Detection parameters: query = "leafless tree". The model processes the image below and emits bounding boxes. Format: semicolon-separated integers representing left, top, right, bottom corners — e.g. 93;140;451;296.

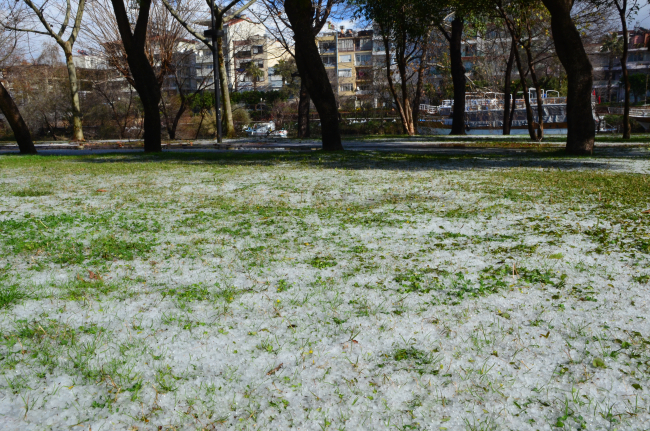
160;0;258;138
0;24;35;153
2;0;87;140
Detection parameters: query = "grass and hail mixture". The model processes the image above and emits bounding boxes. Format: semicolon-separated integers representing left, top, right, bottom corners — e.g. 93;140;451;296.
1;148;650;431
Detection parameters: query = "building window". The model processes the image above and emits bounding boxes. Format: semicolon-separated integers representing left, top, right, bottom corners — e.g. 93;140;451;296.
252;45;264;54
339;54;351;63
356;69;371;79
338;39;353;51
356;38;372;51
322;56;336;66
257;61;264;68
319;42;336;53
338;68;352;77
355;54;371;66
340;83;353;92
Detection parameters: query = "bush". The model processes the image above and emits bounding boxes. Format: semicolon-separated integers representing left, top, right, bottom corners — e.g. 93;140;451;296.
339;119;403;135
230;90;288;107
231;104;251;129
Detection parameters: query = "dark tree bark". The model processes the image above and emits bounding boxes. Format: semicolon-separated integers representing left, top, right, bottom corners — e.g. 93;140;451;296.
297;79;311;138
503;39;516;135
525;43;545;141
541;0;595;154
618;3;631;139
411;32;431;128
509;80;520;132
110;0;162;152
0;82;36;154
284;0;343;151
381;29;415;135
449;17;466;135
513;45;538;141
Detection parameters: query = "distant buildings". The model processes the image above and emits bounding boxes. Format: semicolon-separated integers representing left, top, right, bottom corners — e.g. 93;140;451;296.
65;18;650;107
316;28;384;107
591;27;650;103
195;16;288;93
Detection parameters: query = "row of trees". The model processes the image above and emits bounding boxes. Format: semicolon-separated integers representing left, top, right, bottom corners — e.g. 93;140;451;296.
0;0;645;154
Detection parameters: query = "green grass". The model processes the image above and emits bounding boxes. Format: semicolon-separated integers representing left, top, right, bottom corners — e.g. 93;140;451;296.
0;285;27;308
0;148;649;430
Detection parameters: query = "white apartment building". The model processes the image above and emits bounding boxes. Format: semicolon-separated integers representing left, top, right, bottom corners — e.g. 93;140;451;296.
195;15;288;93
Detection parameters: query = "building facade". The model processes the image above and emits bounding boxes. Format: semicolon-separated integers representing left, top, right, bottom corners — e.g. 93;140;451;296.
316;28;384;107
591;28;650;103
195;16;288;93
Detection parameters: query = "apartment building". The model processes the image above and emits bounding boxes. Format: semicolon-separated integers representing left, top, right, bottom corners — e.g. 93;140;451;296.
316;28;381;106
195;16;288;93
591;28;650;103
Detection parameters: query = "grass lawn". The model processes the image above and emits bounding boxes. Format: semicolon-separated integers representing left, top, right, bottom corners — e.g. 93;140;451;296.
1;149;650;430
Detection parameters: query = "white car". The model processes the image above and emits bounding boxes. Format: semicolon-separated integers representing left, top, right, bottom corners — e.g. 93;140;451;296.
245;121;275;136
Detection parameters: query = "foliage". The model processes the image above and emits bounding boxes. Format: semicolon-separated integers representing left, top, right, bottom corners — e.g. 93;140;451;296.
187;92;214;113
627;74;648;102
231;104;251;126
230;90;288;106
273;58;300;98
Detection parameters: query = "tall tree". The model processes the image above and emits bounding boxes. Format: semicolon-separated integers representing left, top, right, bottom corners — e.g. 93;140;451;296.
109;0;162;151
355;0;434;135
160;0;256;139
434;1;491;135
254;0;343;140
494;0;552;141
609;0;640;138
282;0;343;150
2;0;87;141
600;32;623;103
502;38;516;135
85;0;203;141
0;23;36;153
541;0;595;154
437;16;466;135
0;83;36;154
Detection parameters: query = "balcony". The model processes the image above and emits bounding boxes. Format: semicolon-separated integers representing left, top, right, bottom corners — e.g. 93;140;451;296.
355;39;373;51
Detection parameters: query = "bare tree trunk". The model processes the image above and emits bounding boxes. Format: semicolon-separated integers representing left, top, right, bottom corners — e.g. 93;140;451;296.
63;44;84;141
524;43;544;141
606;55;613;103
411;34;430;129
512;43;538;140
541;0;595;154
166;103;186;140
619;7;631;139
297;79;311;138
285;0;342;151
503;39;516;135
380;30;412;135
195;111;206;139
217;21;235;138
110;0;162;152
449;17;466;135
0;81;36;154
509;81;519;132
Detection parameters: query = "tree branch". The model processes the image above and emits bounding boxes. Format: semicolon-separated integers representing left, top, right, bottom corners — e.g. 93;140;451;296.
58;0;71;38
21;0;62;43
161;0;213;49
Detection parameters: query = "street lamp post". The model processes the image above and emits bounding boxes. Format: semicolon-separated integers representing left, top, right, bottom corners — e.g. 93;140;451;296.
206;0;224;143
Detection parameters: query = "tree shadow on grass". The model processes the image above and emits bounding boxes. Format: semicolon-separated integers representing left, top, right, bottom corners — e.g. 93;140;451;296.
1;144;648;173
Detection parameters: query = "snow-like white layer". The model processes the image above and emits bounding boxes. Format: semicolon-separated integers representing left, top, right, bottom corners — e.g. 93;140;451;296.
0;151;649;430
